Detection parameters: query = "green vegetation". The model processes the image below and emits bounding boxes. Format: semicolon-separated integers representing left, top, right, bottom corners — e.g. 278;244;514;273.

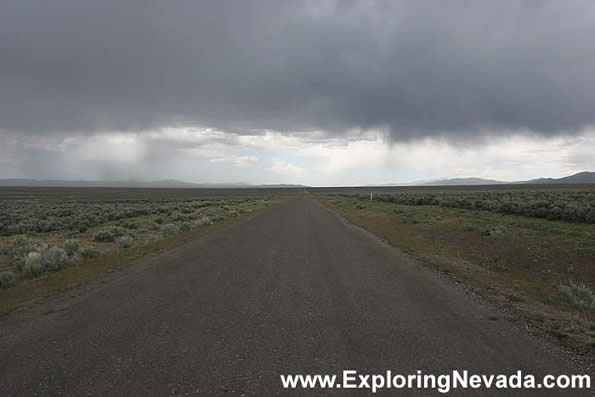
0;271;16;289
550;282;595;312
80;247;101;259
117;235;135;248
94;231;115;242
7;240;81;279
0;189;285;295
161;223;181;237
64;240;79;256
337;188;595;223
0;186;298;237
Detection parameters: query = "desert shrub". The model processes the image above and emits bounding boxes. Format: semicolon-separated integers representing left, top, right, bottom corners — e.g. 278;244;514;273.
110;228;124;237
0;271;16;289
40;246;67;272
480;225;506;238
568;314;594;334
25;251;41;266
550;282;595;312
23;252;43;278
169;211;185;222
122;222;139;229
117;235;135;248
462;223;475;231
66;253;82;266
179;222;191;232
81;247;101;259
366;190;595;224
355;203;366;210
0;199;174;237
6;237;34;269
94;231;115;242
161;223;180;237
154;217;164;224
64;239;79;256
196;216;211;226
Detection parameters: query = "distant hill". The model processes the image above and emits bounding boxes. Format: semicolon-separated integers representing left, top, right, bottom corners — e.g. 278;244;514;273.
258;184;307;188
0;179;308;188
525;171;595;184
421;171;595;186
424;177;506;186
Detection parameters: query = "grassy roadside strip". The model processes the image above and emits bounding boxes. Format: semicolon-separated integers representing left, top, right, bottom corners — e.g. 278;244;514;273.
0;198;287;315
314;194;595;356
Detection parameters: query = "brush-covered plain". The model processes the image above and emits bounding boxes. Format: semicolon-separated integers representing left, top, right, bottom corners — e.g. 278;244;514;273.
0;187;295;311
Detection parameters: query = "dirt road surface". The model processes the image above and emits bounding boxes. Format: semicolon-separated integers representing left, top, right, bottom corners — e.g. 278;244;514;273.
0;197;590;395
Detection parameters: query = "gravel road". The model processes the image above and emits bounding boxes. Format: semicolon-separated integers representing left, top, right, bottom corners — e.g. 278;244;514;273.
0;197;590;395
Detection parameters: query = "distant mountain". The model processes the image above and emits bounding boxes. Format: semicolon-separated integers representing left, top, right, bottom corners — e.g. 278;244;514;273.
424;177;506;186
421;171;595;186
258;184;307;188
0;179;308;188
525;171;595;185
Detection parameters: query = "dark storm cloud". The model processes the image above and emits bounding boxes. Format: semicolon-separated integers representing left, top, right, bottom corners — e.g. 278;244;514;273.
1;0;594;140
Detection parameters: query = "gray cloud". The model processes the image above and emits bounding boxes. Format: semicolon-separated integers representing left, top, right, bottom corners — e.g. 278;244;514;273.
1;0;595;140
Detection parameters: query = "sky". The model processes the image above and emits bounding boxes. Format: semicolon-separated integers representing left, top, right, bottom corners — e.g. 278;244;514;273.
1;0;594;186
